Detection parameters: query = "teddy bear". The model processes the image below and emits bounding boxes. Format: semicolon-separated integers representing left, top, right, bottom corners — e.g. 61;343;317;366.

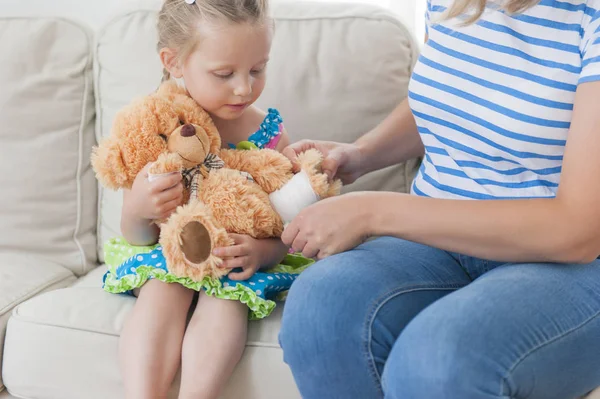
92;80;340;283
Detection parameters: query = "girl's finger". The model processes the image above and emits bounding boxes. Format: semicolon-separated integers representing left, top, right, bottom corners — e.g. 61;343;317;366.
228;266;256;281
221;255;250;270
214;244;246;259
150;172;182;193
155;182;183;204
157;197;182;219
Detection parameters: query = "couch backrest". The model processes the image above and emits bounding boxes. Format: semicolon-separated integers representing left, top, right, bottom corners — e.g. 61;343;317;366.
0;1;419;268
95;1;420;259
0;14;98;276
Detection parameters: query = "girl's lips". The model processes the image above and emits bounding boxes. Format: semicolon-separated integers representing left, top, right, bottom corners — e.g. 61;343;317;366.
226;103;248;110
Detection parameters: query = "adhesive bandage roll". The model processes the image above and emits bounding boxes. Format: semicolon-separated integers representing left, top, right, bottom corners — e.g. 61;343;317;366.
269;171;319;225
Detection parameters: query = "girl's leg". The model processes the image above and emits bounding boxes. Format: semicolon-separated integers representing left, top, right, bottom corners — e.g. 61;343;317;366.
279;237;473;399
383;259;600;399
120;280;195;399
178;292;248;399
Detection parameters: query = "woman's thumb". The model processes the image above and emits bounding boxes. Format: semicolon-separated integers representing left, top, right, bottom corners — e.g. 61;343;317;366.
321;148;344;180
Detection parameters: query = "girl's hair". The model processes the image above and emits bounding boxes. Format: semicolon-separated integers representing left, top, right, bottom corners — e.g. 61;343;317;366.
157;0;270;82
445;0;540;25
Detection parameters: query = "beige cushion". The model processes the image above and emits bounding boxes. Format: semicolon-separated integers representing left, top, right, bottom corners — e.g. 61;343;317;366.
0;16;97;276
3;267;299;399
0;254;76;391
94;1;420;257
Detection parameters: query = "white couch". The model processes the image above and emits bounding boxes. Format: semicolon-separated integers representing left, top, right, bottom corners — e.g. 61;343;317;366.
0;1;421;398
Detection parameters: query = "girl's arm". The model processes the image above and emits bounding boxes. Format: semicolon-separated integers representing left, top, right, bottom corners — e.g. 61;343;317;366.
283;81;600;264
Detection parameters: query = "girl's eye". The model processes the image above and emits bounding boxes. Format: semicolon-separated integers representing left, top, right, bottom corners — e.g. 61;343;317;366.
159;134;168;141
214;71;233;79
251;66;266;75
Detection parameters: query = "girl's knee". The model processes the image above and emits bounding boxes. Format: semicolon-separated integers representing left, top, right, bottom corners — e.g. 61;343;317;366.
137;280;195;308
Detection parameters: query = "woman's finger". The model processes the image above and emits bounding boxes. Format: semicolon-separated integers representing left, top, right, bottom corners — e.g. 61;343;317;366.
301;244;320;259
291;235;308;254
321;147;346;181
281;221;300;247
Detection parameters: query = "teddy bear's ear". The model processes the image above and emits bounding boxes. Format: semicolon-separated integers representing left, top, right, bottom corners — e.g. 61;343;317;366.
91;136;131;190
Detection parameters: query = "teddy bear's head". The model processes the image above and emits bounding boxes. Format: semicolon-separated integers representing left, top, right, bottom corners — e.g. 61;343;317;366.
92;81;221;190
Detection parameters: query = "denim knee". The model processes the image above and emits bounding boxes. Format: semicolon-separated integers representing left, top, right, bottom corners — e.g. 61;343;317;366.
382;303;506;399
279;260;345;367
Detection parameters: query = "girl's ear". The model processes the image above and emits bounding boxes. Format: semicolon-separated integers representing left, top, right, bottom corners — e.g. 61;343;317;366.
159;47;183;78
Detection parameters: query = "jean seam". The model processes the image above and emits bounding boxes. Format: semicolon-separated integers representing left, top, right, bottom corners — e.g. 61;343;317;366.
364;283;466;396
499;308;600;398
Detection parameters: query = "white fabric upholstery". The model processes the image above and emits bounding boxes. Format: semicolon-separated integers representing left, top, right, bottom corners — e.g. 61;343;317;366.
3;267;298;399
94;1;420;257
0;2;422;398
0;254;76;391
0;16;97;276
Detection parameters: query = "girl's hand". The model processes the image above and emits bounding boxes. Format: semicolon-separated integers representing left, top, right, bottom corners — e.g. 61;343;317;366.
213;234;266;281
281;193;372;259
125;163;184;221
282;140;364;184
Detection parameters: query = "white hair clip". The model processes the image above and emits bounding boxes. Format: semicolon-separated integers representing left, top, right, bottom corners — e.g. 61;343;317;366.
185;0;196;4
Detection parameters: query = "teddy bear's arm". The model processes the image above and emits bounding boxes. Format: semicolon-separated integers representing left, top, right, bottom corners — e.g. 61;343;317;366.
219;148;294;194
148;152;185;176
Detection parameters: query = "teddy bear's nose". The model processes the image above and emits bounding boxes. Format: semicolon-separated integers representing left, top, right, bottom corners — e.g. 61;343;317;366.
180;124;196;137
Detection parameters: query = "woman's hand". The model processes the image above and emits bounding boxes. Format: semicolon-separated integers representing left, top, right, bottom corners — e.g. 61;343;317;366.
282;140;364;184
281;193;372;259
213;234;288;281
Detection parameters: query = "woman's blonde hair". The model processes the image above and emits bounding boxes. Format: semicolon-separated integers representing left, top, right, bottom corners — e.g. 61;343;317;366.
445;0;540;24
157;0;270;82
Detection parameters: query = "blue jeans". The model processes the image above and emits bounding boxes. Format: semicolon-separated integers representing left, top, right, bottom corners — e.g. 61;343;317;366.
279;237;600;399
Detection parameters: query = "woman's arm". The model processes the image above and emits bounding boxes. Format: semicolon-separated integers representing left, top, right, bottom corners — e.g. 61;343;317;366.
282;98;424;183
355;97;424;176
283;81;600;264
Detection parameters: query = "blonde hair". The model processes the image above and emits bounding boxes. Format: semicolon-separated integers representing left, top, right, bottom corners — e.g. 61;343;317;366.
157;0;270;82
445;0;540;25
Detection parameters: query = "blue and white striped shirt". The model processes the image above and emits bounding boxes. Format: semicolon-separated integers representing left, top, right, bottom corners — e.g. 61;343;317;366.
410;0;600;199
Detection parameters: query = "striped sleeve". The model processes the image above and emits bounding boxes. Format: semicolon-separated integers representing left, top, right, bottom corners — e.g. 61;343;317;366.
425;0;432;36
580;2;600;84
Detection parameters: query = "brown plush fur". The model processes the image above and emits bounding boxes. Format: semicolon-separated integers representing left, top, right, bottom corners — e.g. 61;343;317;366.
91;80;341;282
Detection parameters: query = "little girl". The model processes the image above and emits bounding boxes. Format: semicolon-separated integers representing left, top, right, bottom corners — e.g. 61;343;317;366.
102;1;309;398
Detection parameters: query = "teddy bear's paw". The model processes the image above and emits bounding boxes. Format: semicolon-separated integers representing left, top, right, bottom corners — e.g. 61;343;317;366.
149;152;184;176
296;149;342;199
180;221;212;265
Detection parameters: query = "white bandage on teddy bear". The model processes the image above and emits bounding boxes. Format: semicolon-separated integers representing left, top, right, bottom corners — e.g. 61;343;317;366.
269;170;319;226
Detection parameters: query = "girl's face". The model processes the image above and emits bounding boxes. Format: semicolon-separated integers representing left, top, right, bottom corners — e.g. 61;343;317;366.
166;20;272;121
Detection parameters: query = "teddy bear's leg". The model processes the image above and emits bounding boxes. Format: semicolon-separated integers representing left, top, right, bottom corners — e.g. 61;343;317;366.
160;200;233;281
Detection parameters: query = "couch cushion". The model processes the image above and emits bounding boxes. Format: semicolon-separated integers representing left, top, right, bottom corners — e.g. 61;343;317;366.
0;253;76;391
0;16;97;276
94;1;420;259
3;266;299;399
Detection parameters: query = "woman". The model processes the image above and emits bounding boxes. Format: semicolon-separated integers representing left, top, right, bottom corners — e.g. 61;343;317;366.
279;0;600;398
